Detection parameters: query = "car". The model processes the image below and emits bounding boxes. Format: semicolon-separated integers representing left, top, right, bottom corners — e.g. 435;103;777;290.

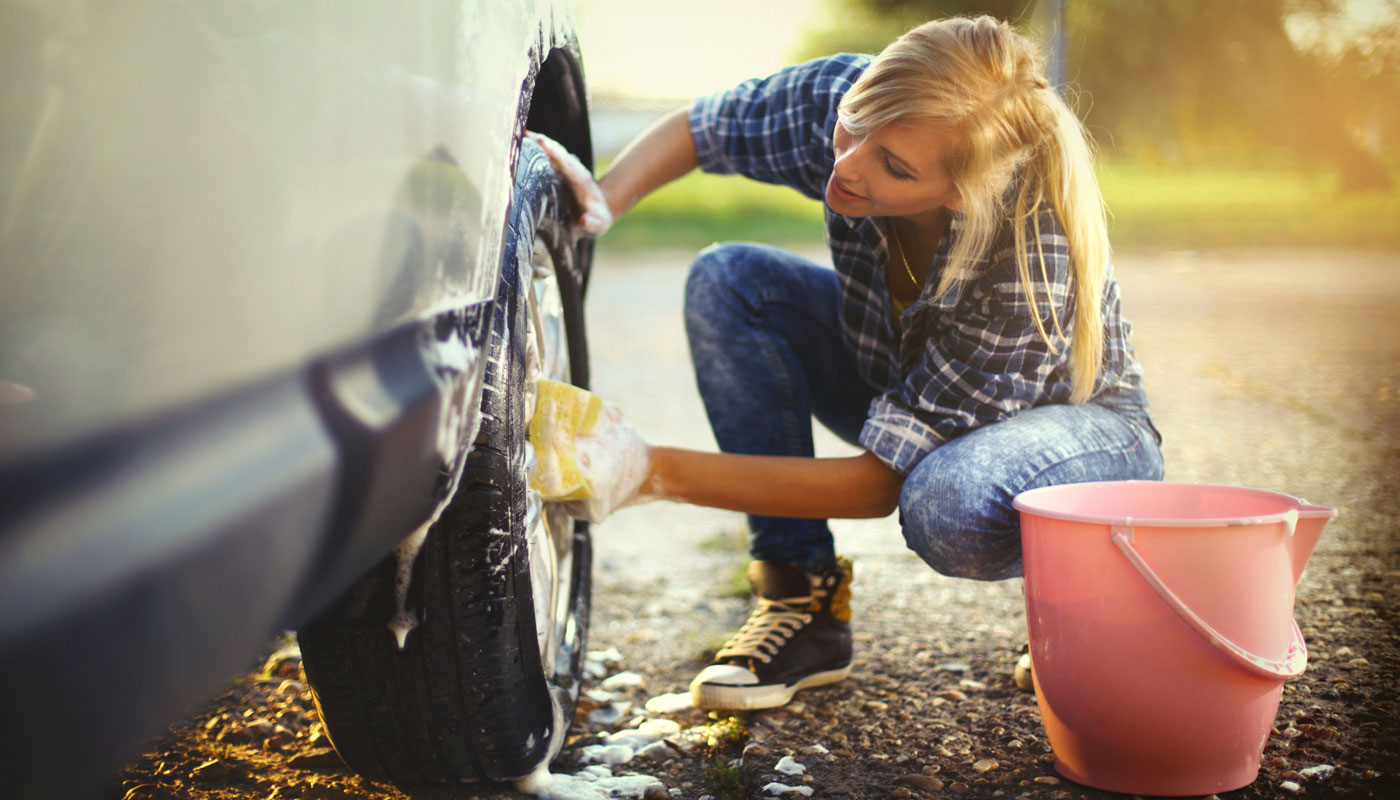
0;1;596;797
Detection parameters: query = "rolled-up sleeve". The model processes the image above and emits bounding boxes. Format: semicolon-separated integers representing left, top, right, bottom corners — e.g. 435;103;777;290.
859;219;1077;474
688;54;868;201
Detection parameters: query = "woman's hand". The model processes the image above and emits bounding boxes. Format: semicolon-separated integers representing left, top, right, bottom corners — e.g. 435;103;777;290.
562;403;656;523
525;130;613;236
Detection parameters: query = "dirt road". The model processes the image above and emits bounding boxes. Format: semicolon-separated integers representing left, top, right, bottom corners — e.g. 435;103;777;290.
116;247;1400;799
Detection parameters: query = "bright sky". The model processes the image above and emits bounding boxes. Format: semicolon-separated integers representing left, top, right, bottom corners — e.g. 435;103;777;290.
575;0;1398;97
574;0;824;98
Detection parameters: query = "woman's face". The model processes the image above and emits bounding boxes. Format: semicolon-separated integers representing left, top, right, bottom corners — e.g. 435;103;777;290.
825;120;963;222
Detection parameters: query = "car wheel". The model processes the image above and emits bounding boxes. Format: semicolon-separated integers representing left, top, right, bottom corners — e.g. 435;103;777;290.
297;138;591;784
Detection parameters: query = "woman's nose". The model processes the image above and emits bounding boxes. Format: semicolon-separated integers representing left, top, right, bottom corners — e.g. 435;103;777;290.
834;140;863;181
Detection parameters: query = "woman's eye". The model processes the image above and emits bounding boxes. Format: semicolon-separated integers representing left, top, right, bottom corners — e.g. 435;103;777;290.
884;159;913;180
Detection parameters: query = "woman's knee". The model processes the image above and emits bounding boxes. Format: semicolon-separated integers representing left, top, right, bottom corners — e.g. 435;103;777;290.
898;458;1022;581
684;244;758;328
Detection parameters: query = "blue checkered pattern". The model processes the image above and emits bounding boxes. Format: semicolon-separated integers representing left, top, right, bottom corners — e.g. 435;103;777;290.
689;55;1153;474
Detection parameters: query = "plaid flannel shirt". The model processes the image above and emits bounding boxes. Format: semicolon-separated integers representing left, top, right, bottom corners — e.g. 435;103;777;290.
689;54;1154;474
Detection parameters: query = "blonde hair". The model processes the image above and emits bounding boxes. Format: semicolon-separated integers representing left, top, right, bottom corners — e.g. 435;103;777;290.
838;16;1108;404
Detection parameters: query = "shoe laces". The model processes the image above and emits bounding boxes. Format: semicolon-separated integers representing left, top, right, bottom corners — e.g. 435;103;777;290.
715;595;818;665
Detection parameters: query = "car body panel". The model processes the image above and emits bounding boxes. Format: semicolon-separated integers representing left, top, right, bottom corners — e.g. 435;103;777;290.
0;0;582;456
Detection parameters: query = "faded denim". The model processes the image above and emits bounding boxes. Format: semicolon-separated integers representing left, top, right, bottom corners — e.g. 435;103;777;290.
683;242;1164;580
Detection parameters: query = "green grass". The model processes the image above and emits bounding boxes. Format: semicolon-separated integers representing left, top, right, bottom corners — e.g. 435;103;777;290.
1099;161;1400;251
595;160;1400;253
597;169;826;253
704;756;747;800
697;525;749;553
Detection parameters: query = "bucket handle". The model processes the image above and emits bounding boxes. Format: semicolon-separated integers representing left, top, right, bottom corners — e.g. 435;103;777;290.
1111;527;1307;680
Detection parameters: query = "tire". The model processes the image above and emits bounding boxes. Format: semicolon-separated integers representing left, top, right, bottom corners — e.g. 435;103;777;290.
297;139;591;785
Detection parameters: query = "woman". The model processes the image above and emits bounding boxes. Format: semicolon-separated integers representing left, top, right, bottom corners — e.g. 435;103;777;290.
530;15;1162;711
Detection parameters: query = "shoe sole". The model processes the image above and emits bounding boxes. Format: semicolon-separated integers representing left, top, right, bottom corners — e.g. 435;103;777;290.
690;664;852;711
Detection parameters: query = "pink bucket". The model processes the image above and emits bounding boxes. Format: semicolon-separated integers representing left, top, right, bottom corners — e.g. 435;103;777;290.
1014;481;1336;796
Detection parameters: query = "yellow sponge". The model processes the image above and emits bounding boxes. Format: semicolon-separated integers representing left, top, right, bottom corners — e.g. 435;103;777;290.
529;379;604;500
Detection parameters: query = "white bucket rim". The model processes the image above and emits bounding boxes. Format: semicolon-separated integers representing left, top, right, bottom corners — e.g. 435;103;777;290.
1012;480;1332;528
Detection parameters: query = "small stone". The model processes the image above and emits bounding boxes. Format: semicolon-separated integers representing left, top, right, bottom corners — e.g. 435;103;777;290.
600;671;646;690
958;679;987;691
775;755;806;776
644;692;693;714
263;646;303;679
973;758;999;773
637;740;672;761
1034;775;1060;785
643;786;670;800
890;789;913;799
937;662;971;673
288;748;346;770
899;774;945;793
1333;646;1353;658
244;719;277;739
937;690;968;702
276;679;308;696
191;759;235;780
760;783;813;797
865;700;889;711
1296;724;1340;740
1345;657;1370;667
1300;764;1336;780
1280;780;1303;793
744;744;769;758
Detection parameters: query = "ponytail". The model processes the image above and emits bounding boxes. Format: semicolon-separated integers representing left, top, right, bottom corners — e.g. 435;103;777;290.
1011;89;1107;404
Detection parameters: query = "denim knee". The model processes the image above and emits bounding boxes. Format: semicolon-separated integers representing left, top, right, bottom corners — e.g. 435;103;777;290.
898;457;1022;581
684;244;754;338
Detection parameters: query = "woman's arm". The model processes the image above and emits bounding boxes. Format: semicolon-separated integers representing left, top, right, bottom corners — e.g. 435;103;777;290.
597;107;698;220
528;107;696;235
645;447;904;520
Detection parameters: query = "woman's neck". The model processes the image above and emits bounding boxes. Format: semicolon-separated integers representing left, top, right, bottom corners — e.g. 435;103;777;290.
892;207;950;253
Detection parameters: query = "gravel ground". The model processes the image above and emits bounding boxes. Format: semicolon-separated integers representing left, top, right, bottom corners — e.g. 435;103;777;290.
113;247;1399;800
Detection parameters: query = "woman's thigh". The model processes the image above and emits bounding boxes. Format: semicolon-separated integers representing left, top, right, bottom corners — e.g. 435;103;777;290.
898;404;1164;581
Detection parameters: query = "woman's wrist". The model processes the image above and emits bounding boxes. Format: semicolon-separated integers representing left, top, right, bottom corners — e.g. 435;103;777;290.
640;445;672;503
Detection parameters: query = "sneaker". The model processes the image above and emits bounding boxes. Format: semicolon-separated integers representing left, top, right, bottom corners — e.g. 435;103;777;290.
689;556;853;710
1013;647;1034;692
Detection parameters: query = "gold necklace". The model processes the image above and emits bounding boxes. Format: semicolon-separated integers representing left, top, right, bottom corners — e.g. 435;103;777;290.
889;223;920;290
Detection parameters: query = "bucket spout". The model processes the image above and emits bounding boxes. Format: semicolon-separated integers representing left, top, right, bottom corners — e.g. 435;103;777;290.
1291;503;1337;586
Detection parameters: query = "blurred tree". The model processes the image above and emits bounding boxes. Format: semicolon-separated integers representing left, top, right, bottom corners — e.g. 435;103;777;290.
1070;0;1393;190
795;0;1037;61
796;0;1397;191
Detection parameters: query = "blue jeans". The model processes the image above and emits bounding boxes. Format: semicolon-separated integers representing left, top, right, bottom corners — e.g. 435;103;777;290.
683;243;1164;581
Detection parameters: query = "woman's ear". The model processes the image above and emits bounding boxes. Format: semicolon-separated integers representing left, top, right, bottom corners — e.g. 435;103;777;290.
945;191;963;212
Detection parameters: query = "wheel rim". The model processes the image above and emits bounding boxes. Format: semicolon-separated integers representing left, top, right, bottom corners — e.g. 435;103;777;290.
523;235;576;679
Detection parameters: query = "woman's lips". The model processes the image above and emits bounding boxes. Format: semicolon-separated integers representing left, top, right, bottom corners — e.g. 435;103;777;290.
829;176;864;203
